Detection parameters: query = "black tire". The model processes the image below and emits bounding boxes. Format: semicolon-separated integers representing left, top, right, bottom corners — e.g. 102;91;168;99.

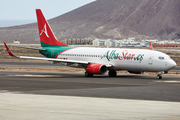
113;71;117;77
89;74;94;77
109;70;117;77
157;75;162;79
85;72;93;77
159;76;162;79
85;72;89;77
108;70;113;77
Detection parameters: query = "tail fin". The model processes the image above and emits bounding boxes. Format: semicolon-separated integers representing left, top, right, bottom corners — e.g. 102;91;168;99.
36;9;68;47
149;42;154;50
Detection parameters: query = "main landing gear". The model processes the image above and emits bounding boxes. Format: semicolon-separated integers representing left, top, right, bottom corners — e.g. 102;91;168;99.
108;70;117;77
85;72;93;77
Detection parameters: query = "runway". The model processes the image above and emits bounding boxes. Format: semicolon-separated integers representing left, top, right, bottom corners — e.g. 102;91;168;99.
1;70;180;102
1;70;180;119
0;61;180;71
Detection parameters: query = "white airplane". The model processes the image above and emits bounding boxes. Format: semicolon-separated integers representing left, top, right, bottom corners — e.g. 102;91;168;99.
4;9;177;79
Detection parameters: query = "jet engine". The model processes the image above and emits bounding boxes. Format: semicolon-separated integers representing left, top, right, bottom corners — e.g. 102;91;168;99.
86;64;107;74
128;71;146;74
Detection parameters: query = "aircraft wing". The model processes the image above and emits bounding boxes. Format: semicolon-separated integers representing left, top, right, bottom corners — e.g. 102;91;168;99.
4;42;112;67
9;45;46;51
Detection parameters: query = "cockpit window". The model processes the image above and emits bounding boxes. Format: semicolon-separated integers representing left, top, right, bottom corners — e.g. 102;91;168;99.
159;57;164;60
159;56;171;60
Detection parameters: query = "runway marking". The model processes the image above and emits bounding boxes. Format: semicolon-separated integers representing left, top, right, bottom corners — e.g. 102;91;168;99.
155;81;180;83
7;75;62;77
0;90;9;93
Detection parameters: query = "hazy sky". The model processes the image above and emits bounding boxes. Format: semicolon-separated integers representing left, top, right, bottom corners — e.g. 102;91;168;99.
0;0;95;27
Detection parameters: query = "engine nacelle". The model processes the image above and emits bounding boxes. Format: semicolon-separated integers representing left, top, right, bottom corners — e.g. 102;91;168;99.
86;64;107;74
128;71;146;74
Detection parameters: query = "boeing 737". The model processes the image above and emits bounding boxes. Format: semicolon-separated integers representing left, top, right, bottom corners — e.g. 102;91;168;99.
4;9;177;79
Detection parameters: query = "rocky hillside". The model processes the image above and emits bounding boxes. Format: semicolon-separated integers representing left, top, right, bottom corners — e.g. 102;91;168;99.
1;0;180;44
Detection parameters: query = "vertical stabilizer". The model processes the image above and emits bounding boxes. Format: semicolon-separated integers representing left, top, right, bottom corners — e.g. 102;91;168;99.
149;42;154;50
36;9;68;47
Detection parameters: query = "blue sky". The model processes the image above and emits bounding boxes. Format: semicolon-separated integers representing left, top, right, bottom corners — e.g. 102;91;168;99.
0;0;95;27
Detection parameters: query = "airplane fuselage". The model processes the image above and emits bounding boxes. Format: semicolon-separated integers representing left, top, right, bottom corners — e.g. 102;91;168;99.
40;47;176;73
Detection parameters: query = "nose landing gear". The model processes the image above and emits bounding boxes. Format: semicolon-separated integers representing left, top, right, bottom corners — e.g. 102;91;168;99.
157;75;162;79
156;71;165;79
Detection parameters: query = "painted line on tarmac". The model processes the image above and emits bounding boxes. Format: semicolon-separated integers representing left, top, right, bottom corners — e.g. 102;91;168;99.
6;75;63;77
155;81;180;83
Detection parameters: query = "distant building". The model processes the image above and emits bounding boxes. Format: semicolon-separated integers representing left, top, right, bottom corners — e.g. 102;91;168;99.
93;38;180;47
141;39;158;44
62;38;93;45
93;39;122;47
13;40;20;44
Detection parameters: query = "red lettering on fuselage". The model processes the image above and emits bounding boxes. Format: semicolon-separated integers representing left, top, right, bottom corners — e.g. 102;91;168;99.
118;50;135;60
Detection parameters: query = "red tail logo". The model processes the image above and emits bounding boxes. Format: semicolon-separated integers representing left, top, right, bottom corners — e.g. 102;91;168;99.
36;9;68;47
149;42;154;50
40;24;49;38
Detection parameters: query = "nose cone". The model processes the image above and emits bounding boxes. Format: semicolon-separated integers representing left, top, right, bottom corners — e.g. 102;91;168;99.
168;60;177;70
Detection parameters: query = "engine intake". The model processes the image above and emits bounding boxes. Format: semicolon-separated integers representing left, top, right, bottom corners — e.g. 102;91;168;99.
86;64;107;74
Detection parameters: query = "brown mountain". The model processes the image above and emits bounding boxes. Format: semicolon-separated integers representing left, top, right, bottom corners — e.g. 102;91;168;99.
1;0;180;44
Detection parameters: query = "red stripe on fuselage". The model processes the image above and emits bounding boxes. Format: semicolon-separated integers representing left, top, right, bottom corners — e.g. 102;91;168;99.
54;48;75;59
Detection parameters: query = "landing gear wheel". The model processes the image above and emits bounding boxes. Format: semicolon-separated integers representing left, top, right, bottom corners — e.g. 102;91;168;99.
85;72;93;77
85;72;89;77
89;74;93;77
157;75;162;79
108;70;117;77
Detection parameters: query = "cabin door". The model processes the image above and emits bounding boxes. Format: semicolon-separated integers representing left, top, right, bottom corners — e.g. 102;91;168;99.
148;54;154;65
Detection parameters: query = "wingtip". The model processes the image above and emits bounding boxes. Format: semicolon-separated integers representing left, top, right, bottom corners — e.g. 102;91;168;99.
4;42;15;57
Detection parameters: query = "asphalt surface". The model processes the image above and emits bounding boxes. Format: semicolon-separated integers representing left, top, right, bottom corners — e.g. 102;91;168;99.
0;70;180;102
0;61;60;66
0;61;179;71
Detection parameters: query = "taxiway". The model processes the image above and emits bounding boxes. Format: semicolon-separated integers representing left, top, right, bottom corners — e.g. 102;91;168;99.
0;70;180;102
1;70;180;120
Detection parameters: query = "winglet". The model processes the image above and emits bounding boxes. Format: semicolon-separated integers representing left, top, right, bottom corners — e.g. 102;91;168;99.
149;42;154;50
4;42;16;57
